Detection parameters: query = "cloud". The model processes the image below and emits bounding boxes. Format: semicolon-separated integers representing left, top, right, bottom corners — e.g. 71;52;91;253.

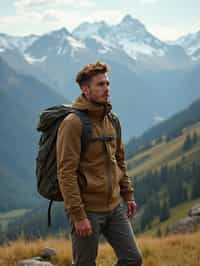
0;0;125;35
140;0;158;4
83;9;125;25
13;0;96;25
0;0;97;34
148;23;200;41
40;9;85;27
190;20;200;34
14;0;95;12
148;25;185;41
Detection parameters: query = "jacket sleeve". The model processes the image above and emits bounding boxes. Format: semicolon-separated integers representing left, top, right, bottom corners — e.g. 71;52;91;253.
115;116;135;202
56;114;87;223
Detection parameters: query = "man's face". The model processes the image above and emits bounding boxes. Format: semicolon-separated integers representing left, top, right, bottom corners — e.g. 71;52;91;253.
82;73;110;104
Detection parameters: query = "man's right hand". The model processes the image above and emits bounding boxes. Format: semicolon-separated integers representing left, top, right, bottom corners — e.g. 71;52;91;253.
74;218;93;237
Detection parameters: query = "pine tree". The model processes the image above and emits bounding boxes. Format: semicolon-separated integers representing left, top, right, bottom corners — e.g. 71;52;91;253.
159;199;170;222
192;132;198;145
156;227;162;238
183;134;192;151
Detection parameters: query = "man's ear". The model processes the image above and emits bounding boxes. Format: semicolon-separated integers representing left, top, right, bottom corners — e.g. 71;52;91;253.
81;84;90;96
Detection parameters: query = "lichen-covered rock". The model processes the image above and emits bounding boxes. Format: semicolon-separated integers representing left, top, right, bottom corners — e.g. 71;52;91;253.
188;204;200;217
169;216;200;234
17;259;54;266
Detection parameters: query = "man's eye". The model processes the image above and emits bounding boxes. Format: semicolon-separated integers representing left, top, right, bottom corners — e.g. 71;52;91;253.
97;81;110;86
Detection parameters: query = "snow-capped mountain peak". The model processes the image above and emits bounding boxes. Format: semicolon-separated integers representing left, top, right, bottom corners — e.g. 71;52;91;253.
0;33;39;53
24;26;86;62
72;21;109;40
118;14;146;31
44;27;71;39
72;14;167;60
170;29;200;60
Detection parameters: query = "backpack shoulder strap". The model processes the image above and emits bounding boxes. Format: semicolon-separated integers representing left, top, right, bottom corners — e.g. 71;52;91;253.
107;111;121;141
70;108;92;155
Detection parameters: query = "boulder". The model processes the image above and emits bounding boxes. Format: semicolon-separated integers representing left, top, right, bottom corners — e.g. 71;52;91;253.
188;204;200;217
169;215;200;234
17;259;54;266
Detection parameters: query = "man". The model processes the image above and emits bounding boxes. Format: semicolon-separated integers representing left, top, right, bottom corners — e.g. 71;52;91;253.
56;61;143;266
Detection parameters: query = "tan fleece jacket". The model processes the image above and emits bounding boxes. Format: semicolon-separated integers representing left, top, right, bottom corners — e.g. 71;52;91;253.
56;93;134;223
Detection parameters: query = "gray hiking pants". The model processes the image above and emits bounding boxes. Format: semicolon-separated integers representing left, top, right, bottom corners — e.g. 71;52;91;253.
65;203;143;266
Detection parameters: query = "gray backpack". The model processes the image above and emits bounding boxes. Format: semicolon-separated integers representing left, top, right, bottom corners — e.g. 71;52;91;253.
36;104;120;227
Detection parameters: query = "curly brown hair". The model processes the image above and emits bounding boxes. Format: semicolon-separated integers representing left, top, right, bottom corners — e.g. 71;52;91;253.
75;61;109;87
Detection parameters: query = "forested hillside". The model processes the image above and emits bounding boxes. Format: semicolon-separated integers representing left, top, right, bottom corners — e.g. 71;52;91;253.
0;56;69;212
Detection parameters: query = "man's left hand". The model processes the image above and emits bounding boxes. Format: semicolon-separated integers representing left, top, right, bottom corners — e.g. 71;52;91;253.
126;200;137;218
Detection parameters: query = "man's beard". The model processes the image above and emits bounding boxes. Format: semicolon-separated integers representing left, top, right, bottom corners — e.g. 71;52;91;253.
88;91;109;105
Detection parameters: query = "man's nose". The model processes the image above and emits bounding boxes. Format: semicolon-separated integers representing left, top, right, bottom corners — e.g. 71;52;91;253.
105;87;109;94
105;84;109;91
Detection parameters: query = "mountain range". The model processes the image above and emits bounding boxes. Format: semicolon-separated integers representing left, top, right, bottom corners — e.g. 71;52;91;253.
1;14;200;140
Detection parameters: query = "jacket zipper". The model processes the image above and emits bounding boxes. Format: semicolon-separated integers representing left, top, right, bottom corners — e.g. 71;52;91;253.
100;117;113;207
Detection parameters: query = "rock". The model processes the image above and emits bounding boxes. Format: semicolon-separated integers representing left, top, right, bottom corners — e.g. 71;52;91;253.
17;259;54;266
17;247;57;266
40;248;56;259
188;204;200;217
169;216;200;234
30;257;43;261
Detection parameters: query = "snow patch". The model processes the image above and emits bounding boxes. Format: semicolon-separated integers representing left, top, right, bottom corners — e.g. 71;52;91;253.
119;40;165;59
24;53;46;64
92;36;113;54
66;36;85;49
57;45;70;55
153;115;165;125
98;47;111;54
0;34;38;52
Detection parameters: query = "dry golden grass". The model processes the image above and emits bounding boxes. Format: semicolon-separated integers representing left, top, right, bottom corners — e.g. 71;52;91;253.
0;231;200;266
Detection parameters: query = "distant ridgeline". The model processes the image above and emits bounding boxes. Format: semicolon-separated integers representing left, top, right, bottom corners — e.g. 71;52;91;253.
125;97;200;159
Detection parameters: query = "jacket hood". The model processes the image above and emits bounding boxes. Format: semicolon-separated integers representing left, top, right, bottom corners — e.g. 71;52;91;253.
72;93;112;120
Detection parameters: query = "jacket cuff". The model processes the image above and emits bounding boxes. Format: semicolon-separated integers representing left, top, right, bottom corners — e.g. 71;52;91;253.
70;208;87;223
122;191;135;202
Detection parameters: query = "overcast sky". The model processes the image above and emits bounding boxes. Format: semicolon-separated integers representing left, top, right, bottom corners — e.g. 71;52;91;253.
1;0;200;41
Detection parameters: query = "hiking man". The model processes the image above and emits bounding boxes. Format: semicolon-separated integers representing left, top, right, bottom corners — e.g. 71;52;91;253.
56;61;143;266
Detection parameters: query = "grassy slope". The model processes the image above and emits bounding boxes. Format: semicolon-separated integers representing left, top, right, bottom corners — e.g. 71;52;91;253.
138;197;200;237
127;121;200;178
0;209;31;231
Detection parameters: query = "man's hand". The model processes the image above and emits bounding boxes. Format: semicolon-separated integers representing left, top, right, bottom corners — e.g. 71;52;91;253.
74;218;93;237
126;200;137;218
